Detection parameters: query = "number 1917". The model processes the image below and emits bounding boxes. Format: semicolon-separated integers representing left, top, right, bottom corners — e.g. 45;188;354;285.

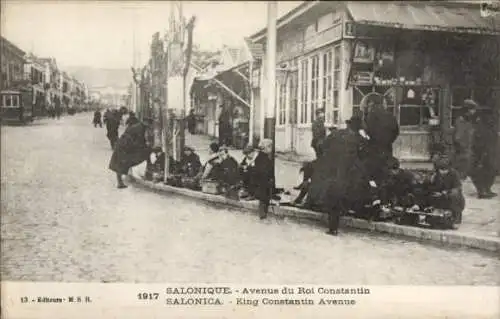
138;293;159;300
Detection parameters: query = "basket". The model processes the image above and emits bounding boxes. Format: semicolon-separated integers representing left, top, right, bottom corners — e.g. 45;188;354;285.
201;180;220;194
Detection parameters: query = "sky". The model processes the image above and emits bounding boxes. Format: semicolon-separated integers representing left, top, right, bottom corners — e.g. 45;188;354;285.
1;1;300;70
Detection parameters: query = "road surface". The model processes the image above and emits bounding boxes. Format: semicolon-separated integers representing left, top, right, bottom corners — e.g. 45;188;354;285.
1;114;498;285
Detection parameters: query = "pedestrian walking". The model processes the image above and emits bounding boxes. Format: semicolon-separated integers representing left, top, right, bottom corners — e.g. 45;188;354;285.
108;118;153;189
105;110;120;149
93;110;102;128
311;108;326;159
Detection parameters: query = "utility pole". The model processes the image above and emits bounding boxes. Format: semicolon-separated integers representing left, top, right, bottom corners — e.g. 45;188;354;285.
265;2;277;161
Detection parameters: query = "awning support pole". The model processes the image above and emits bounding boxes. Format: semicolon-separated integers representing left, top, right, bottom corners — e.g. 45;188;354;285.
211;77;251;108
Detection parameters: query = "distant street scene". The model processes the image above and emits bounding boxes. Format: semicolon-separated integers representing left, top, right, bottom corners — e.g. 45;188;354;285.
1;1;499;286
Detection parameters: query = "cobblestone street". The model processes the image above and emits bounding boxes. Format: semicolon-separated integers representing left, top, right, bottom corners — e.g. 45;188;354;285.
1;114;499;285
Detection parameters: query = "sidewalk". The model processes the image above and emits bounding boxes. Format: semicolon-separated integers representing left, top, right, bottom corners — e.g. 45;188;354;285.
129;133;500;252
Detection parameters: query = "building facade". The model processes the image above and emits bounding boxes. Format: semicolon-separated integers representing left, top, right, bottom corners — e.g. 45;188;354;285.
248;1;500;161
0;36;26;90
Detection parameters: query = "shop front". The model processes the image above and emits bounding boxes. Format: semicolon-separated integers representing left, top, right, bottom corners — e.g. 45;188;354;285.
191;61;253;149
344;1;500;161
248;1;499;161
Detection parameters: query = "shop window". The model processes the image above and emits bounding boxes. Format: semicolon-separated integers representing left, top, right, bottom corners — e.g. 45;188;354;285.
321;51;333;123
2;95;19;107
289;72;298;125
310;55;320;122
298;59;309;124
398;87;436;128
298;44;342;125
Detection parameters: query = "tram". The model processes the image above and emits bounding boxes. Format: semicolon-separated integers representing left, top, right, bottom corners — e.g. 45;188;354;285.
0;87;34;124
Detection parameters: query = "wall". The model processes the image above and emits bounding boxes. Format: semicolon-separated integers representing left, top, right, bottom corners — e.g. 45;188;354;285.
251;7;347;154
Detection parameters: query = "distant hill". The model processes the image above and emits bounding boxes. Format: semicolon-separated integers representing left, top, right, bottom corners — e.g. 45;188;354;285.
64;66;131;89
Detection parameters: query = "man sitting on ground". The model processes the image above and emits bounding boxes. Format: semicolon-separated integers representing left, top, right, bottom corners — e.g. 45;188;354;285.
179;146;202;178
239;145;257;199
217;146;240;197
425;155;465;225
380;157;419;208
199;142;221;182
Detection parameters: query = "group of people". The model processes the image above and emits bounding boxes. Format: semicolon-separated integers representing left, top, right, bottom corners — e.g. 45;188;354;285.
94;108;139;150
303;96;496;235
105;95;497;233
45;96;62;119
147;140;275;219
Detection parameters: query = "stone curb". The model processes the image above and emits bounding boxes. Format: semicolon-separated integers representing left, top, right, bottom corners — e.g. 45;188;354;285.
129;169;500;253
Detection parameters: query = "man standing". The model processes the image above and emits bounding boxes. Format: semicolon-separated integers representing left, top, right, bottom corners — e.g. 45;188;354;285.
218;104;232;147
455;99;498;199
311;108;326;158
364;96;399;185
105;110;120;149
187;108;196;135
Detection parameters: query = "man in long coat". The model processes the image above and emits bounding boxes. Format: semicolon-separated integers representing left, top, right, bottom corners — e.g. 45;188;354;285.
471;110;498;198
108;119;153;188
105;110;121;149
218;105;232;147
459;101;498;199
248;139;275;219
364;97;399;185
311;108;326;158
307;115;370;235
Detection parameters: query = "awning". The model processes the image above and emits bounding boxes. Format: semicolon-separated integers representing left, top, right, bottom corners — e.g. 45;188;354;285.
346;2;500;35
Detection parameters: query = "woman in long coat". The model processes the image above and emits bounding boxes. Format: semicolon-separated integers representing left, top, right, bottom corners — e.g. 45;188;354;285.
109;119;153;188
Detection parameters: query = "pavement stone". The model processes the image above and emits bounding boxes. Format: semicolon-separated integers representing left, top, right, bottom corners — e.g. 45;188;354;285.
1;114;499;285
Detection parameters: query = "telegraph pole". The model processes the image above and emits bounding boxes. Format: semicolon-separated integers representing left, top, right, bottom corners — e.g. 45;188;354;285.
264;2;277;161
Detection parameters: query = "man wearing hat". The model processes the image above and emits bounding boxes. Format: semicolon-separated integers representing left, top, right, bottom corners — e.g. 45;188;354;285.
108;118;154;188
179;146;202;178
452;99;496;199
428;155;465;225
311;108;326;159
239;145;257;198
307;114;369;235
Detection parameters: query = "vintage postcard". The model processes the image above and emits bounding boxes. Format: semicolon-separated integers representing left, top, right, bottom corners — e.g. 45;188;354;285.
1;1;499;318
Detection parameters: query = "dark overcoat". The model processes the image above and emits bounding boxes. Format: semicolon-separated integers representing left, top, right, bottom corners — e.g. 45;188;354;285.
108;122;151;175
308;129;369;211
365;108;399;155
452;115;475;179
249;151;274;202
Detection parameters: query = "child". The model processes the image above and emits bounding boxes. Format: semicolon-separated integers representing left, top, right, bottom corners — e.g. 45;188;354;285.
380;157;418;208
426;155;465;224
